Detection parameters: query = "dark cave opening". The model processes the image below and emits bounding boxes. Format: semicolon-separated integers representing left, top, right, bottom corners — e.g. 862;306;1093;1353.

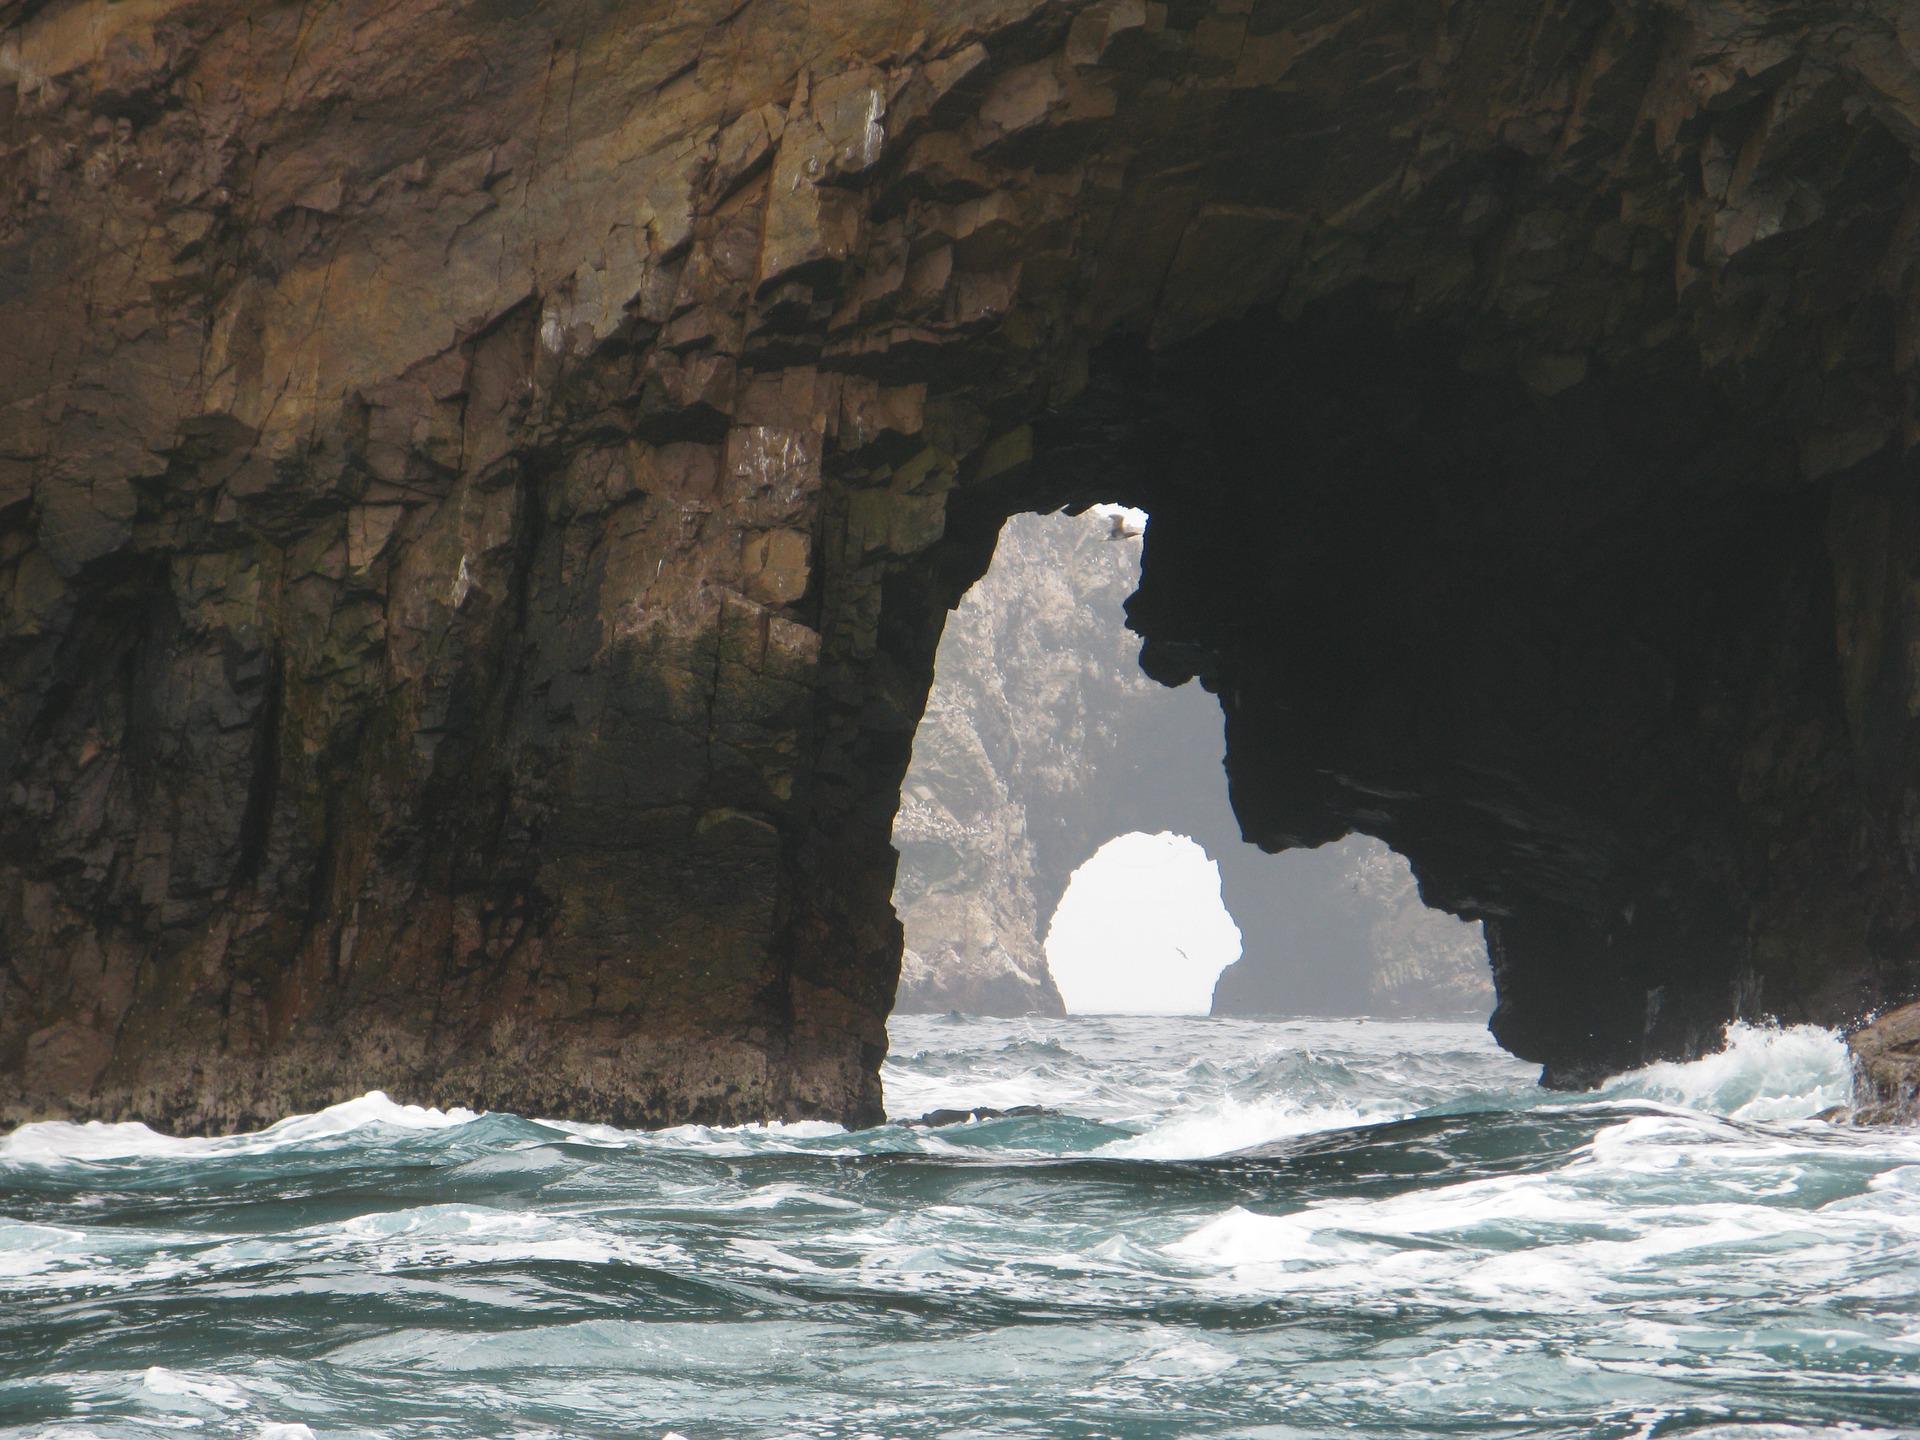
866;291;1916;1090
1047;301;1909;1081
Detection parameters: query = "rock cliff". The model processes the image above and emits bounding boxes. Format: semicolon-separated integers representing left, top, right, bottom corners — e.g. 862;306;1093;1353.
892;508;1165;1016
1210;836;1493;1018
4;0;1918;1128
892;508;1489;1018
892;509;1145;1017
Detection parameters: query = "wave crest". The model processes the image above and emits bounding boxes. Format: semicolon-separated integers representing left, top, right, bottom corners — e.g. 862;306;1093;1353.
0;1090;479;1165
1594;1021;1851;1122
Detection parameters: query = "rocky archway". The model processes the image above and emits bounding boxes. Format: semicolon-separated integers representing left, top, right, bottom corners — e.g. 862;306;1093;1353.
889;507;1488;1020
3;0;1916;1129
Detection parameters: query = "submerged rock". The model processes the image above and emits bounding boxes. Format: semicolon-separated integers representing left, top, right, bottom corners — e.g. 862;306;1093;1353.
1848;1004;1920;1124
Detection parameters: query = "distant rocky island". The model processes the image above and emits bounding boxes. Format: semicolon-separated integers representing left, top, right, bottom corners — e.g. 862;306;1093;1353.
892;512;1491;1020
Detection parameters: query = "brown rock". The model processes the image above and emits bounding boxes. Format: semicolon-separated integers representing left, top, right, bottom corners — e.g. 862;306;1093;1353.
742;529;811;606
1;0;1918;1132
1849;1003;1920;1124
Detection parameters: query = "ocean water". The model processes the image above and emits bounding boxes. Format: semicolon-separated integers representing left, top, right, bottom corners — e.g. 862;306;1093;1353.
2;1014;1917;1440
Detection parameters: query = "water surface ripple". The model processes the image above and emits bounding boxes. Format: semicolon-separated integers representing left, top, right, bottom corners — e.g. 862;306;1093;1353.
3;1016;1916;1439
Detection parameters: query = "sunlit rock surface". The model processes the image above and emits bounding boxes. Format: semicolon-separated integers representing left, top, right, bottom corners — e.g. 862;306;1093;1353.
4;0;1919;1126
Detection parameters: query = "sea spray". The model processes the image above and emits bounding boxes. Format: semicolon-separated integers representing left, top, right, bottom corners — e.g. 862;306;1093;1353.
0;1090;480;1166
1590;1021;1854;1122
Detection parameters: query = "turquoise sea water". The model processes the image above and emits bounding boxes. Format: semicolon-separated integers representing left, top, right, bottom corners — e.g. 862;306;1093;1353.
2;1014;1916;1439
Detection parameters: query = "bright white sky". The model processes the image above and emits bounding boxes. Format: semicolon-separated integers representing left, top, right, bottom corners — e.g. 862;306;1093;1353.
1045;831;1244;1013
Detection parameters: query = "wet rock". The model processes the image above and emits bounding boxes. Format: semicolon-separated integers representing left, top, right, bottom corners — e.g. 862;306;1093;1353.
1848;1004;1920;1124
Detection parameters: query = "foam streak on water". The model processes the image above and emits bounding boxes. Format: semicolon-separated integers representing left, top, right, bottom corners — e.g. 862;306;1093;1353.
1;1016;1916;1440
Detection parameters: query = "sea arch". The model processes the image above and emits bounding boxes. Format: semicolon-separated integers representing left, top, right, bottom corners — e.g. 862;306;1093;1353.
889;505;1488;1023
2;0;1916;1129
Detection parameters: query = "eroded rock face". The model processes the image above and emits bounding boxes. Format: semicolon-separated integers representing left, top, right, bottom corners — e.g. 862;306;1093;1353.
3;0;1917;1127
890;514;1098;1017
891;605;1061;1017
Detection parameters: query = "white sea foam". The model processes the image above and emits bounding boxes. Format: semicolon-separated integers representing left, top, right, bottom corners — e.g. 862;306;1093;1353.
880;1050;1110;1122
540;1117;849;1155
2;1015;1917;1440
1164;1020;1917;1316
1112;1336;1239;1379
1592;1021;1853;1121
320;1203;652;1270
0;1092;871;1171
0;1090;478;1166
140;1366;249;1410
716;1183;864;1212
258;1090;480;1140
1098;1094;1379;1159
1166;1155;1904;1314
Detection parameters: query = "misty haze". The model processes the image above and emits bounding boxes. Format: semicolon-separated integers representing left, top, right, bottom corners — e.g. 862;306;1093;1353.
890;507;1492;1020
